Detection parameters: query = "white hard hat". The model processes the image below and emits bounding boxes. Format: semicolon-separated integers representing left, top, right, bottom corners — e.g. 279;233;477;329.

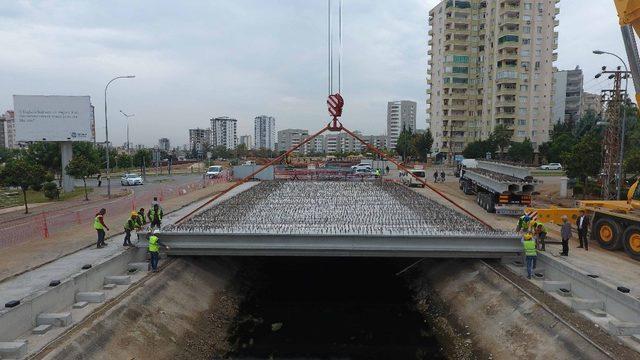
153;229;160;234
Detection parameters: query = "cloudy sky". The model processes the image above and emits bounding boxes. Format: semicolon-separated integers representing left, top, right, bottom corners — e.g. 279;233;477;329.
0;0;630;147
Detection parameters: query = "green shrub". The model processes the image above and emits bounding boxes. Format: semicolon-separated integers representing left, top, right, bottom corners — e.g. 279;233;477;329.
43;182;59;200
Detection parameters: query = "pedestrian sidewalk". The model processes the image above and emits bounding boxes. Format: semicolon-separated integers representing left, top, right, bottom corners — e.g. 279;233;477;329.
0;182;233;282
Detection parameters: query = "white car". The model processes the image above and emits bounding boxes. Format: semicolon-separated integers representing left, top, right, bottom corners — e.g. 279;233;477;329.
402;169;426;188
351;164;373;172
206;165;223;178
540;163;563;170
121;173;143;186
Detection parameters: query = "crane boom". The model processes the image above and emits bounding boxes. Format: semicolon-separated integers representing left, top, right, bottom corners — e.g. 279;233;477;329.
614;0;640;103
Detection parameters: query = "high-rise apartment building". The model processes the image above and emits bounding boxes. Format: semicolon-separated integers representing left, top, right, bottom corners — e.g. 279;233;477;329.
277;129;309;153
301;134;325;155
239;135;253;149
363;135;388;149
1;111;16;149
427;0;559;159
188;128;210;158
158;138;171;152
387;101;417;149
552;67;583;125
210;116;238;150
254;115;276;150
581;92;603;115
0;116;5;149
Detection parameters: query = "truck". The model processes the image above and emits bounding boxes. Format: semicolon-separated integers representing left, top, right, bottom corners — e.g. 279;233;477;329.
458;160;536;215
526;179;640;260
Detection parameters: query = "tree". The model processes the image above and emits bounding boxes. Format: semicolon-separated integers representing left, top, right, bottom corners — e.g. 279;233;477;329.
624;148;640;178
73;142;101;165
235;143;248;159
395;127;414;161
562;132;602;199
412;130;433;162
490;124;512;159
462;139;496;159
507;138;534;164
0;158;47;213
65;155;99;201
116;153;133;170
133;149;152;168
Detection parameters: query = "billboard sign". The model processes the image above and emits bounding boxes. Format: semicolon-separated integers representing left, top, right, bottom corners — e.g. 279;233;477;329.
13;95;93;142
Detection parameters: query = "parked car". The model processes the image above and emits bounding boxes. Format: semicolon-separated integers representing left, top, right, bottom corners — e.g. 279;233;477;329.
120;173;143;186
402;169;426;188
540;163;563;170
206;165;223;178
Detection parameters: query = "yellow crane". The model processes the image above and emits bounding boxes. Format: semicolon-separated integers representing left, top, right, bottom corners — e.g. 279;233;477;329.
525;1;640;259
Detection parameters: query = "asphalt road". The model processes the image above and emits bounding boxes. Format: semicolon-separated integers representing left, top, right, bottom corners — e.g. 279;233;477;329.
75;173;205;195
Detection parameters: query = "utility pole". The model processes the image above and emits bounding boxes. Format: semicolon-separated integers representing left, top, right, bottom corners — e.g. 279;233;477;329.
597;66;629;200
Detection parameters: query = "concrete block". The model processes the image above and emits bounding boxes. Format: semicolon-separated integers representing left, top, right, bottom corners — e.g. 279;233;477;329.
542;280;571;292
104;275;131;285
609;319;640;336
0;341;27;358
36;312;72;327
75;292;105;303
73;301;89;309
103;283;117;290
571;298;604;311
128;262;149;272
589;309;608;318
33;324;53;334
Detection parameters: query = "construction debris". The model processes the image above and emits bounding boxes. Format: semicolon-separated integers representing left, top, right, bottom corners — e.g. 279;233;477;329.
168;181;505;236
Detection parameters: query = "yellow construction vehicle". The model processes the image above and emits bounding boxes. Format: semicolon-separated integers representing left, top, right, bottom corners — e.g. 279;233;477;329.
522;2;640;259
526;179;640;259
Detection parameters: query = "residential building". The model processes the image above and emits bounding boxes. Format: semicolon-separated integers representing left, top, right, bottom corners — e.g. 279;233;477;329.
277;129;309;152
188;128;211;158
301;134;325;155
0;116;5;148
210;116;238;150
254;115;276;150
239;135;253;149
158;138;171;152
363;135;388;149
1;110;16;149
552;67;583;125
427;0;559;160
387;101;417;149
581;92;603;115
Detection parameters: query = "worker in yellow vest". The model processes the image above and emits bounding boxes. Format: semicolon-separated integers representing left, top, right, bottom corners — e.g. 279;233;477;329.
93;208;109;248
148;203;164;229
522;232;537;279
123;212;140;247
148;229;166;272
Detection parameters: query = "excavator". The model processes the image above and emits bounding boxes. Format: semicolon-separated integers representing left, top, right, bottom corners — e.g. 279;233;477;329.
526;1;640;260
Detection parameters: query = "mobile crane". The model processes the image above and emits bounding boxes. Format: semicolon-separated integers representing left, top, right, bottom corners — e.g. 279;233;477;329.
525;1;640;259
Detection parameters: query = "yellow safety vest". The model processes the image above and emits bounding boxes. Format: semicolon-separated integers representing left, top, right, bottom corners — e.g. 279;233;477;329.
149;235;159;252
94;215;104;230
523;239;537;256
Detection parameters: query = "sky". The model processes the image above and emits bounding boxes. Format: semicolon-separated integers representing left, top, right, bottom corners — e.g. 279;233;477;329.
0;0;631;148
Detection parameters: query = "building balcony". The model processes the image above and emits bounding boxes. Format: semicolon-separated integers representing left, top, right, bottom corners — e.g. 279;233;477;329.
554;19;559;27
495;100;516;107
497;52;519;62
428;29;434;36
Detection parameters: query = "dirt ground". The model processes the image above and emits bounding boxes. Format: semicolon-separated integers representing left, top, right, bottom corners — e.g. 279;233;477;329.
41;257;239;360
0;182;233;282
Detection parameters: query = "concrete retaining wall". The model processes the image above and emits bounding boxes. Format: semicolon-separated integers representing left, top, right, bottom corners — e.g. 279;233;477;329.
536;254;640;323
0;248;145;341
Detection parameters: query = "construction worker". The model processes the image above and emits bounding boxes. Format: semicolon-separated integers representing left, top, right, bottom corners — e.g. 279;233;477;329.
148;203;163;229
433;170;439;183
375;168;381;178
148;229;167;272
137;207;147;227
560;215;571;256
522;232;537;279
440;171;446;182
123;212;140;247
535;222;547;251
516;214;531;233
94;208;109;248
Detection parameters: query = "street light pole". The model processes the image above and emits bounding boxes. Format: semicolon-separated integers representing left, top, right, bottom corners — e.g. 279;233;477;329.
593;50;629;200
104;75;135;199
119;110;135;154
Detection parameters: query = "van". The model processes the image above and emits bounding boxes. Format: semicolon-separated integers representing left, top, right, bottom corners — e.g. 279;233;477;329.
206;165;223;178
403;169;426;188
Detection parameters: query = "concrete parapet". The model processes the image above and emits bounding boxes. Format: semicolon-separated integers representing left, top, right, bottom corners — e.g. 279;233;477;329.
36;312;72;327
542;280;571;292
75;292;105;303
72;302;88;309
128;262;149;272
104;276;131;286
609;319;640;336
32;324;52;334
571;298;604;311
0;341;27;358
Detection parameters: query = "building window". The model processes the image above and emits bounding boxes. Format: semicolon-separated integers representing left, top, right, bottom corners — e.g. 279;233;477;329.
453;66;469;73
524;3;532;10
523;26;531;34
521;49;530;56
519;119;527;126
523;15;531;21
452;77;468;84
519;107;527;115
520;85;528;91
518;130;526;136
519;96;528;104
537;26;542;34
453;55;469;63
522;38;531;45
